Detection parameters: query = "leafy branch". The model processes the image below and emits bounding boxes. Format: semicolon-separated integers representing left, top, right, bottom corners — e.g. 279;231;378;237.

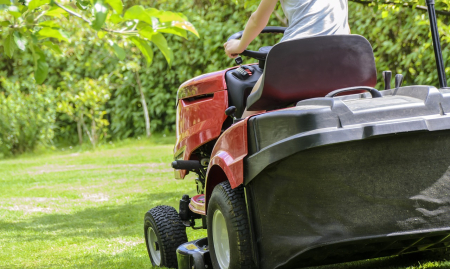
52;1;136;34
0;0;199;84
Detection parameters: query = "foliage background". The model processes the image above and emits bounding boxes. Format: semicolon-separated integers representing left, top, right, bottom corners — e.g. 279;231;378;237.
1;0;450;156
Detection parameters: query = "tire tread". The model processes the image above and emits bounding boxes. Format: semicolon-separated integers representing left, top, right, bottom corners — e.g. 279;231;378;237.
145;205;188;268
214;181;254;268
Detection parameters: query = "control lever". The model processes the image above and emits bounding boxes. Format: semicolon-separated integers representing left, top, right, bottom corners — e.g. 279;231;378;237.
225;106;242;124
382;71;392;90
235;56;243;65
395;74;404;88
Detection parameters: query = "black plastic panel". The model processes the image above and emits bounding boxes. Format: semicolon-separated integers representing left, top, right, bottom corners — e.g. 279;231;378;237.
225;66;263;118
246;86;450;182
176;238;211;269
247;130;450;268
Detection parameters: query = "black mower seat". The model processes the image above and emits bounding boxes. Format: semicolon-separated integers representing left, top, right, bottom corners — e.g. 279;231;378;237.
247;35;377;111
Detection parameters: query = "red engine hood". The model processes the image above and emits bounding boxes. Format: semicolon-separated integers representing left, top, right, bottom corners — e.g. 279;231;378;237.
177;70;229;101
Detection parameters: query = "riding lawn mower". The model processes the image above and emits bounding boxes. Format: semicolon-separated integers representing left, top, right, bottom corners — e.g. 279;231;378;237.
144;0;450;268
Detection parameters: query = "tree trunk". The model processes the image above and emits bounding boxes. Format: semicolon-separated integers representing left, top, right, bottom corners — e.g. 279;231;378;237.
91;110;97;146
80;112;95;149
77;116;83;145
135;71;151;137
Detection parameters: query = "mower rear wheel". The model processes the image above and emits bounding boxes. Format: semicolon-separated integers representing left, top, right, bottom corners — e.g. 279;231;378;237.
207;181;254;269
144;205;188;268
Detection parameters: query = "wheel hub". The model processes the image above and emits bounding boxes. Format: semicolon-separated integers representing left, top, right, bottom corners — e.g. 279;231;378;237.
212;209;230;269
147;227;161;265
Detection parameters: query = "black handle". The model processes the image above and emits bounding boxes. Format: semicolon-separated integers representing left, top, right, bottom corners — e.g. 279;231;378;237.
326;86;382;98
225;106;236;117
227;26;286;42
172;160;202;170
383;71;392;90
227;27;286;60
395;74;404;88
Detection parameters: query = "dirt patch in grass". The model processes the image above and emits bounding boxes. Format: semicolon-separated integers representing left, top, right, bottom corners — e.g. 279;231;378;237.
0;205;54;213
81;193;110;202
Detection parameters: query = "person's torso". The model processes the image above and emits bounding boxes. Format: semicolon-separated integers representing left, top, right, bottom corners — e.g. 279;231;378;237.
280;0;350;42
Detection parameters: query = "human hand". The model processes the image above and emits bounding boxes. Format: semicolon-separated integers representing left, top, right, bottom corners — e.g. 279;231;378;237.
223;39;245;59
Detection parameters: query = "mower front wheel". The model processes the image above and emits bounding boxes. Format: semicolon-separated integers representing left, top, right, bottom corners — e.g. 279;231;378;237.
144;205;188;268
207;181;254;269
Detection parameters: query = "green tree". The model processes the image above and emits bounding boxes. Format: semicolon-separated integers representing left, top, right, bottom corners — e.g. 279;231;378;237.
0;0;198;83
0;0;198;152
3;0;450;157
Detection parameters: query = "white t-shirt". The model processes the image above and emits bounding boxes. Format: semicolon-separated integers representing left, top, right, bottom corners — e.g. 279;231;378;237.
280;0;350;42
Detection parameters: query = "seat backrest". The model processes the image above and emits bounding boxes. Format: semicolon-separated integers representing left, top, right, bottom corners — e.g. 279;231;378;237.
246;35;377;111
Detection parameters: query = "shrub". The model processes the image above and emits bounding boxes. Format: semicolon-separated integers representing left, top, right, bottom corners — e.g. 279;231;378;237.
0;75;56;157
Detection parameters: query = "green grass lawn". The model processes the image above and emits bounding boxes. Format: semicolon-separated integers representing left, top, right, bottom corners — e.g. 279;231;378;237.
0;137;449;268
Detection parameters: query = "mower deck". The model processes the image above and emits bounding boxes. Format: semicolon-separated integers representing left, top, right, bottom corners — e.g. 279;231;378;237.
272;228;450;268
175;229;450;269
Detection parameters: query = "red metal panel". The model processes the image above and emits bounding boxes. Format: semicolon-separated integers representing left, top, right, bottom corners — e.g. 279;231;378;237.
206;119;248;189
177;70;228;100
174;90;228;179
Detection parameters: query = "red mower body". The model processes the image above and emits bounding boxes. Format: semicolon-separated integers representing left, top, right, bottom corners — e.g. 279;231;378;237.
174;67;254;212
174;70;229;179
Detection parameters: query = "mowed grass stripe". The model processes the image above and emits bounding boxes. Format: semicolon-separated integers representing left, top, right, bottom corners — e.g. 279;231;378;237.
0;138;205;268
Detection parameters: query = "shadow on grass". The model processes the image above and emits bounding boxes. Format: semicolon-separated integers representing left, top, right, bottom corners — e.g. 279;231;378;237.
2;189;449;268
1;191;182;241
0;191;186;269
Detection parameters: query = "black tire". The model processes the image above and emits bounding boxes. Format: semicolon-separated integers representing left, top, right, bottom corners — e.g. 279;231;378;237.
144;205;188;268
207;181;254;269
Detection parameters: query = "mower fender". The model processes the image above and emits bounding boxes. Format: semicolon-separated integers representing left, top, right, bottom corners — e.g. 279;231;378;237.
205;119;248;208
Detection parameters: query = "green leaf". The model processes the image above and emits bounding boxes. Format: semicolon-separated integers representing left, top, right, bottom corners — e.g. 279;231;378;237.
97;30;106;39
42;40;62;54
19;4;27;12
130;36;153;66
0;0;11;5
124;5;152;25
37;27;69;42
3;32;16;58
157;27;187;39
45;6;67;18
1;21;11;27
151;33;173;66
155;10;185;22
33;47;48;84
92;1;109;30
8;6;22;18
35;59;48;84
76;0;90;10
138;27;172;65
38;21;60;28
111;42;125;60
108;13;123;23
171;21;199;37
104;0;123;14
13;31;27;51
30;34;38;44
28;0;50;10
145;7;160;18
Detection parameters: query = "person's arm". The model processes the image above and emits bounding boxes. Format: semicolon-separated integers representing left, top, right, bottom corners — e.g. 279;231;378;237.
224;0;279;58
